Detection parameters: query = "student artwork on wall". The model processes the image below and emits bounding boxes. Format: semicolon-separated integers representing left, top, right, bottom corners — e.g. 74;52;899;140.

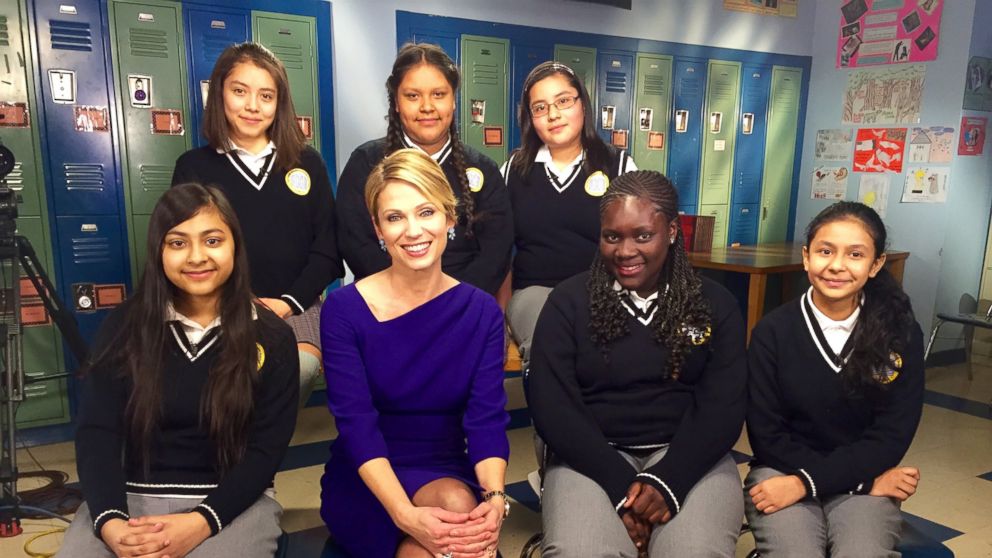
963;57;992;112
724;0;797;17
837;0;942;68
959;117;987;156
901;166;948;203
843;65;924;124
854;128;906;173
814;129;854;161
811;166;849;200
858;173;890;217
907;126;954;163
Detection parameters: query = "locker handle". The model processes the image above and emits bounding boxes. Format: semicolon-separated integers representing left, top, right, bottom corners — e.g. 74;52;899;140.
675;110;688;133
742;113;754;135
709;112;722;134
762;206;767;220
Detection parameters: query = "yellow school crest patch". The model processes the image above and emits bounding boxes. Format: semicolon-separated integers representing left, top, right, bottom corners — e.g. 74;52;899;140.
466;167;485;192
286;168;311;196
584;171;610;197
256;343;266;371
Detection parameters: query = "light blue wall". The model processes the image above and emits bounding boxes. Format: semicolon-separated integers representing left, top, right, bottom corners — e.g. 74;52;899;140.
795;0;987;339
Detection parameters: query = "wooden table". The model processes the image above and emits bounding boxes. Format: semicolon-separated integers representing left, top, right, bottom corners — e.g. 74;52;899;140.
688;242;909;341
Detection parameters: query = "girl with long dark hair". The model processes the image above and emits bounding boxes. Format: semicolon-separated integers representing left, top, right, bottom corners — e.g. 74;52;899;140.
527;170;745;556
745;201;924;557
504;61;637;371
336;43;513;296
172;43;341;405
57;183;298;558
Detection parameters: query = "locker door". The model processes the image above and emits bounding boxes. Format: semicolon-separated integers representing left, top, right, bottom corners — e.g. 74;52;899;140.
631;53;672;173
698;60;740;207
729;64;770;245
698;203;729;248
758;66;802;243
554;44;596;102
460;35;508;163
668;58;705;213
596;50;633;150
186;7;249;148
253;11;319;150
109;0;191;279
509;42;552;153
34;0;122;216
410;29;459;64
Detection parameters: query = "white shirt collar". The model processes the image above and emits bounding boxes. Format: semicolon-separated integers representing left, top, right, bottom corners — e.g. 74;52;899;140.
402;133;452;164
805;287;862;333
535;145;585;179
217;140;276;159
612;281;667;326
166;302;222;345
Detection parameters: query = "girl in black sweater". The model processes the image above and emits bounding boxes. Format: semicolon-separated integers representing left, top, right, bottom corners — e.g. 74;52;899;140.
57;184;298;558
746;201;924;557
504;61;636;371
527;171;745;557
336;43;513;295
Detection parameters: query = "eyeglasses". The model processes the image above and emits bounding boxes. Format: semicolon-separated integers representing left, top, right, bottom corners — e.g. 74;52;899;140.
530;96;579;118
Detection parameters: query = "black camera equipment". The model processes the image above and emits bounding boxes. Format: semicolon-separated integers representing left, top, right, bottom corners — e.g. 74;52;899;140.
0;139;88;535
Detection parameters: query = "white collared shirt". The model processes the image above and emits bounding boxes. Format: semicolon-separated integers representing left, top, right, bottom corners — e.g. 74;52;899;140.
805;287;862;355
612;281;665;325
217;140;276;177
535;145;585;182
402;132;452;165
166;303;222;346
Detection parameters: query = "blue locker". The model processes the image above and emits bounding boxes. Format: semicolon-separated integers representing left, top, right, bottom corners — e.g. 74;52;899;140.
409;29;459;64
509;42;552;153
668;58;705;213
729;64;770;245
34;0;122;216
596;50;633;149
185;7;250;148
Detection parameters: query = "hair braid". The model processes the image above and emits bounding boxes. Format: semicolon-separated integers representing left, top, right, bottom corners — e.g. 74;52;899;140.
447;124;476;237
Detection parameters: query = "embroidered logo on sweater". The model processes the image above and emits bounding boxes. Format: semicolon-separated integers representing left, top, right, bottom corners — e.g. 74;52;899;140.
256;343;266;371
466;167;485;192
684;325;711;346
286;168;311;196
875;351;902;384
584;171;610;196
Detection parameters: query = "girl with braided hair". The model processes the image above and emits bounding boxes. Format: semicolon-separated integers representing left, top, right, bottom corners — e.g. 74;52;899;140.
503;61;636;373
336;43;513;295
527;170;746;557
745;201;924;557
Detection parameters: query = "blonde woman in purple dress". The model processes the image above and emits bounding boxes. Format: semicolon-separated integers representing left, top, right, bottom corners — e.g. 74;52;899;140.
321;149;510;558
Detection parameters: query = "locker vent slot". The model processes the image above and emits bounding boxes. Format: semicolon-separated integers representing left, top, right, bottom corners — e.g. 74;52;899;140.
738;171;760;190
0;17;9;47
605;71;627;93
71;236;112;265
129;27;169;58
50;19;93;52
680;77;700;97
6;162;23;187
201;35;237;63
471;62;499;86
139;164;172;194
712;77;735;99
642;75;665;96
64;163;106;192
268;43;304;70
775;79;797;109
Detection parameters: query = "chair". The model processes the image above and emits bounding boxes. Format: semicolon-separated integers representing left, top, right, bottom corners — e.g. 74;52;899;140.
925;297;992;380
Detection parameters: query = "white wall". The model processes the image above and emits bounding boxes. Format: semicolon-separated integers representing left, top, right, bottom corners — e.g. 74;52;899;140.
329;0;815;169
794;0;986;339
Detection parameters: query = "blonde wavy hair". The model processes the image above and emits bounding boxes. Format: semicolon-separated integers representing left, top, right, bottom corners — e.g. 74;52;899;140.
365;148;458;223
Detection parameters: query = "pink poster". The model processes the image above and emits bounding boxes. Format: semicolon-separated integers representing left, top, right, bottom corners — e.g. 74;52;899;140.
837;0;943;68
959;117;987;156
854;128;906;173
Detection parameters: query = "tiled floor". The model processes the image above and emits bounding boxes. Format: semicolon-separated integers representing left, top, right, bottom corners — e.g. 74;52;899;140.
3;359;991;557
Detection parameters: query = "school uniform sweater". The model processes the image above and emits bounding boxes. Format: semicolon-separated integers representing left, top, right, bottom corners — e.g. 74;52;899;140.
746;291;925;500
505;146;633;290
171;146;343;314
526;272;746;515
75;303;299;537
335;138;513;294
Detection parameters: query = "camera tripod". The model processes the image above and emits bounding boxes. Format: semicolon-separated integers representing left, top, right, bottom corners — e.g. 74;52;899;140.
0;234;88;535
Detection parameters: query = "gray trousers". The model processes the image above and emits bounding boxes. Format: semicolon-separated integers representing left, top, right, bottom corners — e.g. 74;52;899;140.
744;466;902;558
55;493;283;558
542;450;743;557
506;286;553;373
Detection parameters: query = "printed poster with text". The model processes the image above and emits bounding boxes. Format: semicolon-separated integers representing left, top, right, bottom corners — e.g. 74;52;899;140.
724;0;797;17
854;128;906;173
843;65;924;124
837;0;942;68
959;117;987;156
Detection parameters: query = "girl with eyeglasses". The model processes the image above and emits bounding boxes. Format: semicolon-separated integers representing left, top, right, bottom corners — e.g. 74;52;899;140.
503;61;637;372
336;43;513;296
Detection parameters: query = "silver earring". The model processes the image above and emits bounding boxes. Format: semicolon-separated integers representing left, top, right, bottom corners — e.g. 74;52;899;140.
447;227;456;240
378;238;386;251
670;236;676;245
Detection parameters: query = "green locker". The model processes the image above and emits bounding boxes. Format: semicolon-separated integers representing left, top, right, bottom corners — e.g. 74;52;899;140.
132;213;150;274
252;11;320;150
2;0;69;427
631;53;672;173
460;35;508;163
758;66;802;243
554;44;596;103
108;0;191;280
699;204;729;248
698;60;741;208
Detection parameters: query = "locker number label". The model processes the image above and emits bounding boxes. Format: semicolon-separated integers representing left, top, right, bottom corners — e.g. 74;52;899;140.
128;75;153;108
48;69;76;104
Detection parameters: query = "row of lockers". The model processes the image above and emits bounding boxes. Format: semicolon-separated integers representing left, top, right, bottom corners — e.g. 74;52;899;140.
398;11;810;249
1;0;334;427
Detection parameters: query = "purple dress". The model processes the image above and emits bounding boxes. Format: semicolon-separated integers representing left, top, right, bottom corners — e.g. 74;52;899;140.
319;282;509;556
